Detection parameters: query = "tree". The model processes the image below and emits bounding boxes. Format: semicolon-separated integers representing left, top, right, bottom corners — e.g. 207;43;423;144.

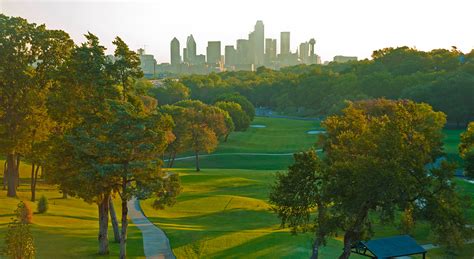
215;93;255;121
269;150;334;259
68;101;179;258
160;105;191;168
460;122;474;178
109;36;143;100
45;32;121;255
215;101;250;138
150;79;190;105
175;100;228;171
320;99;470;258
3;202;36;259
459;122;474;157
0;14;73;197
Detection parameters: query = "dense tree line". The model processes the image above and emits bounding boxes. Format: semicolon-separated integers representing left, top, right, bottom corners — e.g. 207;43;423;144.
179;46;474;127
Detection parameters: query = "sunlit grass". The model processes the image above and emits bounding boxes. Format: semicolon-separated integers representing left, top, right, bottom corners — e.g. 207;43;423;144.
0;182;145;258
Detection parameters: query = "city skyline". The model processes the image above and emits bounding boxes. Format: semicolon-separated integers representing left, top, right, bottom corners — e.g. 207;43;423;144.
2;0;474;63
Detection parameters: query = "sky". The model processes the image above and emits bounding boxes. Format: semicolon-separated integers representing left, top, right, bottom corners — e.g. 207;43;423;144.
1;0;474;63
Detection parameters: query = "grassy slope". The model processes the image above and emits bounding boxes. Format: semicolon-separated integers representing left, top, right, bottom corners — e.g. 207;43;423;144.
0;166;145;258
141;168;363;259
0;117;468;258
173;117;321;170
146;117;473;258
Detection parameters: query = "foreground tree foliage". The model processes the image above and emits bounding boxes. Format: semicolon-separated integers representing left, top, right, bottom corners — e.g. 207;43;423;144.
460;122;474;178
0;14;73;197
3;202;36;259
270;99;471;258
269;150;333;259
67;101;179;258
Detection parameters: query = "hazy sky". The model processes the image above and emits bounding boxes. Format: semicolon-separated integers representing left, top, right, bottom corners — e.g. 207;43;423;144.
1;0;474;63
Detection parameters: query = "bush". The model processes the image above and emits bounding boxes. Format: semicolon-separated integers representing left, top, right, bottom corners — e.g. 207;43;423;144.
3;202;35;258
16;201;33;224
37;195;48;214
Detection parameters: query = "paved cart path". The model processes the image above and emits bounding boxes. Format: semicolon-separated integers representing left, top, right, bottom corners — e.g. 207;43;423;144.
128;198;175;259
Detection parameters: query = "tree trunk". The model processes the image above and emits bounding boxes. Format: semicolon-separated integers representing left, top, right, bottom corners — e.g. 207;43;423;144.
339;232;353;259
195;151;200;172
30;163;40;202
119;177;128;259
169;151;177;168
62;191;68;199
15;155;20;188
3;160;7;190
110;197;121;243
6;153;17;197
98;195;110;255
224;134;229;142
311;238;319;259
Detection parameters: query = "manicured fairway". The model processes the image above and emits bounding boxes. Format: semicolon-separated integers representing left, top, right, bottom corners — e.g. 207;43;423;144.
173;117;322;170
141;168;365;258
145;117;473;258
0;117;470;258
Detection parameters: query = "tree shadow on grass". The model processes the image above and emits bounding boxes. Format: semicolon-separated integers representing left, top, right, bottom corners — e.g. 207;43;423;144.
147;208;280;250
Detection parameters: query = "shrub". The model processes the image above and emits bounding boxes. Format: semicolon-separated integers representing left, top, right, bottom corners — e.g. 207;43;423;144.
37;195;48;214
16;201;33;224
3;202;35;258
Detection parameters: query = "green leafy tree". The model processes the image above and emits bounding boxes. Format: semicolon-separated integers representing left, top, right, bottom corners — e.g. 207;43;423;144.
45;32;121;255
269;150;334;259
150;79;190;105
321;99;470;258
215;101;250;139
0;14;73;197
109;36;143;100
4;202;35;259
67;101;180;258
175;100;229;171
215;93;255;121
160;105;191;167
460;122;474;157
460;122;474;178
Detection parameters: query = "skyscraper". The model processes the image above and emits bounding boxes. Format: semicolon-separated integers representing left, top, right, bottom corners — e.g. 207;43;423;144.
236;39;250;65
225;45;236;68
265;38;277;66
170;37;181;66
253;21;264;66
207;41;221;65
299;42;309;63
186;34;197;64
280;32;290;55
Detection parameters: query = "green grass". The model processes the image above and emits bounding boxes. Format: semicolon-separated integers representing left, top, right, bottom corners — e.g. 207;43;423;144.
0;117;469;258
174;117;321;170
215;117;321;153
443;129;464;164
0;166;145;258
145;118;473;258
141;168;365;258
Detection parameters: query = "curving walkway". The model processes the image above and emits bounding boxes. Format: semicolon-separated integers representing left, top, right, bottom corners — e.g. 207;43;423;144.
128;198;175;259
